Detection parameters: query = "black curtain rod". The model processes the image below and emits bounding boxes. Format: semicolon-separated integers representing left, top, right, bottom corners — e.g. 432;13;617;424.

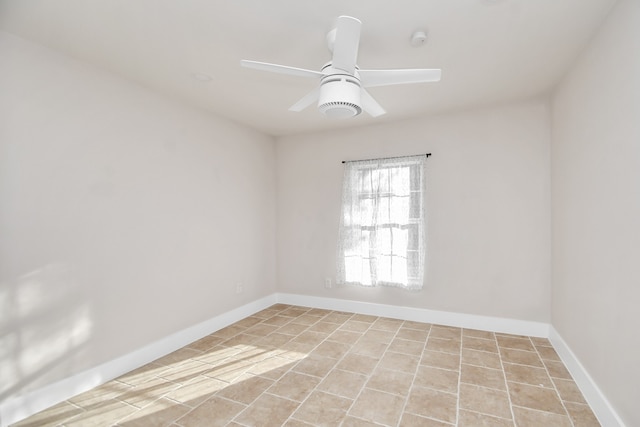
341;153;431;164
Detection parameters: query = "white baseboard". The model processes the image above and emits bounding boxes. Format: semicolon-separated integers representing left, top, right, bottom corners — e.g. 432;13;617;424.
276;293;550;337
549;327;626;427
0;295;277;427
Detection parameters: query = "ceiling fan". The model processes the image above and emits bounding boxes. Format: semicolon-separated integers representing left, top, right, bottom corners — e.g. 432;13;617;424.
241;16;442;119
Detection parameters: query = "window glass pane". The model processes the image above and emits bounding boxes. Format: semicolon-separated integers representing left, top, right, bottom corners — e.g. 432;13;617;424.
391;227;408;255
378;255;392;282
390;166;410;196
376;196;389;223
377;228;392;255
389;194;410;224
391;255;408;284
377;167;390;193
337;156;426;289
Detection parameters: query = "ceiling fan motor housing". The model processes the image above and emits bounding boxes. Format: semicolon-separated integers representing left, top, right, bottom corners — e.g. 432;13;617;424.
318;75;362;119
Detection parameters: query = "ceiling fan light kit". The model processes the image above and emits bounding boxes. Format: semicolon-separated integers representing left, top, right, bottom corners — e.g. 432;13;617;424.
241;16;441;119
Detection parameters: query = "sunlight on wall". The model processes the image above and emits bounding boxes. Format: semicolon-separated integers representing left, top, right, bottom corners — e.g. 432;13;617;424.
0;264;93;402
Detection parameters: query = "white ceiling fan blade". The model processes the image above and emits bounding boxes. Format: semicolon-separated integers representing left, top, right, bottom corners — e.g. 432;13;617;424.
361;89;386;117
241;60;324;79
289;87;320;112
331;16;361;73
359;68;442;88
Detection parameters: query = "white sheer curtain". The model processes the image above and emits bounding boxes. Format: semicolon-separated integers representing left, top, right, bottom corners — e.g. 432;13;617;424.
336;155;427;290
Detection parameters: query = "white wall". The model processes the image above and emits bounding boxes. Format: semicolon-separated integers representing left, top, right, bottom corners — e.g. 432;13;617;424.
0;32;277;402
551;0;640;425
277;101;551;322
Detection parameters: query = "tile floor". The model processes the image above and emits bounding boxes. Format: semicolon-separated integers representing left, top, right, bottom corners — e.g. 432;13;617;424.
13;304;601;427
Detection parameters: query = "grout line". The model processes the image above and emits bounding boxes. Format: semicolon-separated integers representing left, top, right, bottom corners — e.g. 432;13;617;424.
495;331;518;426
531;336;577;427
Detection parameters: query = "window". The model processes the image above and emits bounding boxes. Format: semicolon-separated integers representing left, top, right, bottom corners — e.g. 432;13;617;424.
336;155;427;290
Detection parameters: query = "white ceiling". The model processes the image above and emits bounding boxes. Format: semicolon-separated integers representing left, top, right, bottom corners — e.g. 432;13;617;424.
0;0;617;136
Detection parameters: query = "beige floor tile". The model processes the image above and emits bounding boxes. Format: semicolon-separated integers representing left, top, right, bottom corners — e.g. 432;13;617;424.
176;396;245;427
245;323;280;337
496;335;535;351
267;371;321;401
507;381;566;414
317;369;367;399
292;354;337;377
397;327;430;342
164;375;227;407
459;383;512;419
68;381;132;408
336;353;379;375
215;375;273;404
402;320;432;331
211;325;246;339
458;409;514;427
262;314;294;327
564;401;602;426
405;386;458;424
255;332;293;348
349;388;406;426
327;329;362;344
462;336;499;353
186;335;225;352
503;362;553;388
535;345;562;361
499;348;544;367
340;319;372;333
292;390;353;426
283;419;317;427
118;376;181;409
115;362;168;386
341;415;382;426
461;348;501;369
362;328;396;343
429;325;462;340
233;393;299;427
400;413;454;426
221;333;261;347
276;322;310;336
65;399;138;427
350;338;389;358
313;340;351;359
290;330;327;346
193;345;241;365
414;365;460;393
372;317;404;332
460;363;506;390
367;367;414;396
544;359;573;379
378;351;420;373
426;337;461;354
160;359;212;384
351;314;378;323
388;338;425;356
291;314;323;326
118;397;190;427
512;406;573;427
463;328;496;340
308;321;341;334
323;311;353;324
421;349;461;370
553;377;587;404
245;354;294;377
530;337;552;346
